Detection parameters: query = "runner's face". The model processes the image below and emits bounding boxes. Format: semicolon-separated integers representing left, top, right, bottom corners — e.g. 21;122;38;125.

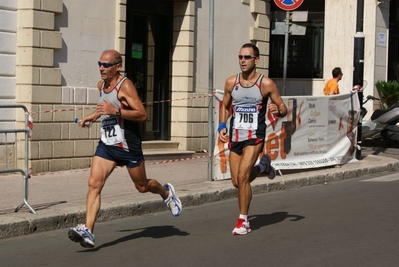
98;52;120;80
238;47;258;73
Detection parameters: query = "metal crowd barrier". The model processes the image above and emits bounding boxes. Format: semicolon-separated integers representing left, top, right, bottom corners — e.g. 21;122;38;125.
0;104;36;214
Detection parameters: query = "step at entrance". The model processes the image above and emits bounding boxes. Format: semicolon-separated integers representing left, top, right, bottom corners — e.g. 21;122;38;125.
142;141;195;161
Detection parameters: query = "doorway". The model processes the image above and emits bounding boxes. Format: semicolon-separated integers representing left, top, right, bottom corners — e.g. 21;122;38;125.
125;0;173;140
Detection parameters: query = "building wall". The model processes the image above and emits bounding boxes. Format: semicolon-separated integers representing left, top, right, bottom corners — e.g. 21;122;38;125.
3;0;393;173
171;0;273;151
324;0;358;95
17;0;87;173
0;0;17;105
273;0;390;102
0;0;18;169
373;1;391;111
324;0;390;116
46;0;119;172
170;0;261;151
14;0;122;173
0;0;17;115
195;0;255;92
54;0;117;87
0;0;17;122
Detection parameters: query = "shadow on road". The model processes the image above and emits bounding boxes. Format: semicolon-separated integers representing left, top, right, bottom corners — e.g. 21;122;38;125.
81;225;189;251
249;211;305;231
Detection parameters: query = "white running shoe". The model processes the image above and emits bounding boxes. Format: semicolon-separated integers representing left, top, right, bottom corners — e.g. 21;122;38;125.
164;183;182;217
232;218;251;235
260;154;276;180
68;224;95;248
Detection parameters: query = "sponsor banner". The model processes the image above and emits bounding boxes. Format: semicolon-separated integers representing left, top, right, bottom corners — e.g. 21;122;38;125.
214;91;360;180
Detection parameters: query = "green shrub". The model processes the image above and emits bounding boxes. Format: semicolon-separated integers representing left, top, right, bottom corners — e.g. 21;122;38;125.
375;80;399;109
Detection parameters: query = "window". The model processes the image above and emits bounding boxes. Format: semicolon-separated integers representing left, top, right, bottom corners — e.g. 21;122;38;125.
269;1;324;79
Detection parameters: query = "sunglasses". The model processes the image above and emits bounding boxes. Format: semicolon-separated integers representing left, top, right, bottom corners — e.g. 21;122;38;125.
98;61;118;68
238;55;256;60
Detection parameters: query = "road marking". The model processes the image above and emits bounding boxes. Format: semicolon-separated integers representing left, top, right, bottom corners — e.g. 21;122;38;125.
360;173;399;182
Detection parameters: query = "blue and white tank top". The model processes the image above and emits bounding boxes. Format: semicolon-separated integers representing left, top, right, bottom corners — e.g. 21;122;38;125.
229;74;267;142
99;77;142;153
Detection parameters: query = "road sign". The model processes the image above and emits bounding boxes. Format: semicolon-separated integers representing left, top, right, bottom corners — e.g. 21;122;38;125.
271;10;308;36
272;1;305;96
274;0;304;11
272;22;306;35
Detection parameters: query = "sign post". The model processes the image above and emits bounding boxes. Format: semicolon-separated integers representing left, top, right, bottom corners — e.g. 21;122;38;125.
353;0;365;160
273;0;304;96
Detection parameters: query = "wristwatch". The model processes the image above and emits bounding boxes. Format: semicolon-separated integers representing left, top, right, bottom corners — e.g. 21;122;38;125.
116;108;121;116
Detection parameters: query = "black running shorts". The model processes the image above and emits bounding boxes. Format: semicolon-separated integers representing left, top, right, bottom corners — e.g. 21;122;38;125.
228;138;264;155
94;141;144;168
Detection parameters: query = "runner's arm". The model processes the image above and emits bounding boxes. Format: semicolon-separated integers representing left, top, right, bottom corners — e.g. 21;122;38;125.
116;79;147;122
262;77;287;117
219;76;234;142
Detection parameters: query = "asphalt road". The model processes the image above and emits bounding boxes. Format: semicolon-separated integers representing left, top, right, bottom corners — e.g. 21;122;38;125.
0;170;398;267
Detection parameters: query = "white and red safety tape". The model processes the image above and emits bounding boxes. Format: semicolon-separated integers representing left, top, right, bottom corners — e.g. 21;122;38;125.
30;150;212;177
24;92;216;174
31;93;215;114
25;93;215;138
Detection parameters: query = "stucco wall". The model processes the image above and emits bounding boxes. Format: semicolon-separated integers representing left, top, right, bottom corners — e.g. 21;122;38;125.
324;0;389;95
0;0;17;105
0;0;17;137
54;0;117;88
4;0;393;173
0;0;17;169
195;0;255;92
324;0;360;95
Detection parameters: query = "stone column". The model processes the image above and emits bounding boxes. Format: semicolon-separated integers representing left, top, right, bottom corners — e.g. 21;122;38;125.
16;0;64;172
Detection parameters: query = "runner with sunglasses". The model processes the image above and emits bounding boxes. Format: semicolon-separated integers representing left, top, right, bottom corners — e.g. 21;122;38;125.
218;43;287;235
68;50;182;248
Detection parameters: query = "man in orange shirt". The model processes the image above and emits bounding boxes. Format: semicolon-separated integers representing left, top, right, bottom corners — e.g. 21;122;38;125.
324;67;343;95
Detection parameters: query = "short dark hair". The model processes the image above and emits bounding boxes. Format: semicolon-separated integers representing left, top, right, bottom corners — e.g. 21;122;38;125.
103;50;123;66
241;43;259;57
114;54;123;65
332;67;343;78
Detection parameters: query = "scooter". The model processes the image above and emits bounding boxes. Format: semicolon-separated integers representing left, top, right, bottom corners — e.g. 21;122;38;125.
360;94;399;143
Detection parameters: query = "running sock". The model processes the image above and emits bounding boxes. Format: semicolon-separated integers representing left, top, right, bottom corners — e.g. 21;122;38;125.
257;155;270;173
258;163;267;173
239;214;248;221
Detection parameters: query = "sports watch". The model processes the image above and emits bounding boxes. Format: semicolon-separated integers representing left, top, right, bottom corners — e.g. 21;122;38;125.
116;108;121;116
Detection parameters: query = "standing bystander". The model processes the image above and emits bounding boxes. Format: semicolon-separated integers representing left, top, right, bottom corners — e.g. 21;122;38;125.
324;67;343;95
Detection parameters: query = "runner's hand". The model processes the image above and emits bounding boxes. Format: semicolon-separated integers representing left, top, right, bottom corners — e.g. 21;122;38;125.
97;99;117;115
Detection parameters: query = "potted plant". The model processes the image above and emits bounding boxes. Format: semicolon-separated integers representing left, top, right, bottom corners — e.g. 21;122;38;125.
375;80;399;109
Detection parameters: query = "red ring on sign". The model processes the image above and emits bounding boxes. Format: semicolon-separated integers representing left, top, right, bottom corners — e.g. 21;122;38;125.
274;0;304;11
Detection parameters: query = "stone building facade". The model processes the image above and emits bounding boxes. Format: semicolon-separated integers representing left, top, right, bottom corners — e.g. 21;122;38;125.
0;0;396;173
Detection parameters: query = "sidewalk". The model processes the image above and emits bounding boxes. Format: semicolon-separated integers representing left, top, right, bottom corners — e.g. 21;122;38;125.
1;152;398;239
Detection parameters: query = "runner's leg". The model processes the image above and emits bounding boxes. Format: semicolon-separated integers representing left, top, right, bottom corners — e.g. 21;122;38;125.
234;143;263;215
85;156;116;232
127;160;168;199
